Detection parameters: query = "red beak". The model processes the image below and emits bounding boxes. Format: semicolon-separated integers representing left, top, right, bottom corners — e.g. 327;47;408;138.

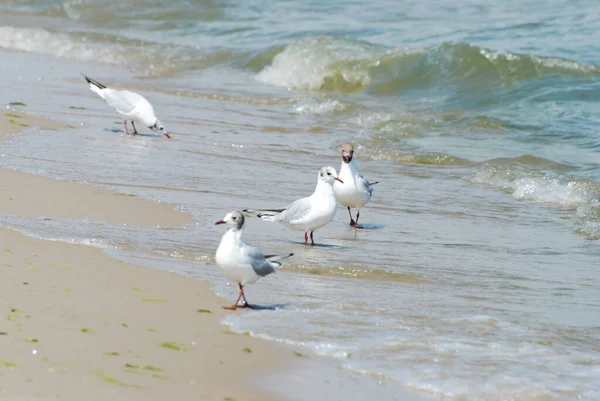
334;177;344;184
164;133;171;139
215;220;225;225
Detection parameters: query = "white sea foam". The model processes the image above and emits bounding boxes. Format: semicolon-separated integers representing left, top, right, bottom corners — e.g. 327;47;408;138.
511;177;590;206
0;26;125;64
256;36;375;91
293;98;347;115
0;26;189;75
478;47;599;74
472;166;594;208
472;164;600;238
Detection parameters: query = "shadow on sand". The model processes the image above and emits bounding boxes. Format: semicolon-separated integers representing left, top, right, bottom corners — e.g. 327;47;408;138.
287;241;349;249
106;128;163;138
351;223;385;230
237;302;291;311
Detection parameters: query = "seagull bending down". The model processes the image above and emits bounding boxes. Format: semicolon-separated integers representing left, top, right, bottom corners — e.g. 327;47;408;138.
333;142;379;226
215;211;293;310
244;166;343;246
82;74;170;139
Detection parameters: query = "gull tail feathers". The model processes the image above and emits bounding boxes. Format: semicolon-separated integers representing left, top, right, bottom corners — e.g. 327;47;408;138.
265;253;294;268
242;208;285;218
82;74;107;99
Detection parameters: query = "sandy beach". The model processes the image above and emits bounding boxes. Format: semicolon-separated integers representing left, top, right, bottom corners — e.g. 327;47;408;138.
0;112;291;401
2;3;599;398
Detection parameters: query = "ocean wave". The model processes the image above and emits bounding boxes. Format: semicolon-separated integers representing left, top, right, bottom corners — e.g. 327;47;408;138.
256;36;600;93
472;158;600;239
0;26;224;76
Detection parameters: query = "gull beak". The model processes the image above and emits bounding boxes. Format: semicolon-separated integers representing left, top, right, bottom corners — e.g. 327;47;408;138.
163;132;171;139
215;220;226;225
342;154;351;163
334;177;344;184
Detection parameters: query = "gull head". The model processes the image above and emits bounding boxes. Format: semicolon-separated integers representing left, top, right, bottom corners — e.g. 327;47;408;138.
319;166;343;185
150;119;171;139
341;142;354;164
215;210;245;231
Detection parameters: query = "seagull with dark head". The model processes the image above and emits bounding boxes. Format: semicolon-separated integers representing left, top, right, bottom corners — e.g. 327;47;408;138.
333;142;379;227
215;211;292;310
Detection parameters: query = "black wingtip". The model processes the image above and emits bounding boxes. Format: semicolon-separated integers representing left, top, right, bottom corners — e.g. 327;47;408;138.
369;181;380;186
265;253;294;261
81;74;107;89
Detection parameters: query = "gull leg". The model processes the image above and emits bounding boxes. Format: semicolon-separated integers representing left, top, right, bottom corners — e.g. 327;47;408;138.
223;285;244;310
355;209;361;227
310;231;315;246
131;121;139;135
304;232;308;245
238;283;254;309
124;121;130;135
348;207;356;227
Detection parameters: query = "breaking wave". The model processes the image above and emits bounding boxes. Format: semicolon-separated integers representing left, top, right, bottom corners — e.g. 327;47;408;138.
472;158;600;239
0;26;229;77
256;36;600;93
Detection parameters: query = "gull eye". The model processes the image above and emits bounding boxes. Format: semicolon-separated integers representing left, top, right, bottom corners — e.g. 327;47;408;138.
327;172;332;176
232;216;237;220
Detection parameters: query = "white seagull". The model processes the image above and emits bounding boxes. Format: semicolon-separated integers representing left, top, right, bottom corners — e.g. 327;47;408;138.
333;142;379;227
244;166;343;246
82;75;170;139
215;211;293;310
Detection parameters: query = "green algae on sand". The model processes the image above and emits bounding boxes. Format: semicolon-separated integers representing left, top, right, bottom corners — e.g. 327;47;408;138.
160;341;185;351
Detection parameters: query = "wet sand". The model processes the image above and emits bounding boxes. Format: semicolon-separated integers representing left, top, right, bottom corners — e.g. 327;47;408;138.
0;112;191;228
0;112;290;401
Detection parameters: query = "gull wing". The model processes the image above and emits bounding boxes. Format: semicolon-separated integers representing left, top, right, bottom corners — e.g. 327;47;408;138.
244;245;278;277
103;90;150;117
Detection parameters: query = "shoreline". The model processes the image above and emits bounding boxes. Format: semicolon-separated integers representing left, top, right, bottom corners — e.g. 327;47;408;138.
0;111;291;400
0;75;428;401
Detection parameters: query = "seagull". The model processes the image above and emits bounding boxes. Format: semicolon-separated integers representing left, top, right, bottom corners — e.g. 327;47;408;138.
333;142;379;227
82;74;170;139
215;211;293;310
244;166;343;246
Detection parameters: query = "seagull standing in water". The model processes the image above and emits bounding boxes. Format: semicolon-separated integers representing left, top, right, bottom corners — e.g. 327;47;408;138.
333;142;379;227
82;75;170;139
215;211;293;310
244;166;343;246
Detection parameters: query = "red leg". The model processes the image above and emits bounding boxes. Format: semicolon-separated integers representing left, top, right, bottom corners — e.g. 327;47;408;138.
124;121;130;135
223;285;244;310
304;232;308;245
310;231;315;246
355;209;360;227
239;283;250;307
131;121;139;135
348;207;356;227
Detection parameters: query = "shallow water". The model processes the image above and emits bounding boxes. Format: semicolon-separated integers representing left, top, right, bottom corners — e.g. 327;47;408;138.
1;1;599;399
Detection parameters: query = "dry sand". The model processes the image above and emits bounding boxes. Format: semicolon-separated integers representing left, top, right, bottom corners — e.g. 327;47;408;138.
0;112;294;400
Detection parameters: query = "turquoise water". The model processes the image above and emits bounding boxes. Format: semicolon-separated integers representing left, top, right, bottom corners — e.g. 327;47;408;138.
0;1;599;399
